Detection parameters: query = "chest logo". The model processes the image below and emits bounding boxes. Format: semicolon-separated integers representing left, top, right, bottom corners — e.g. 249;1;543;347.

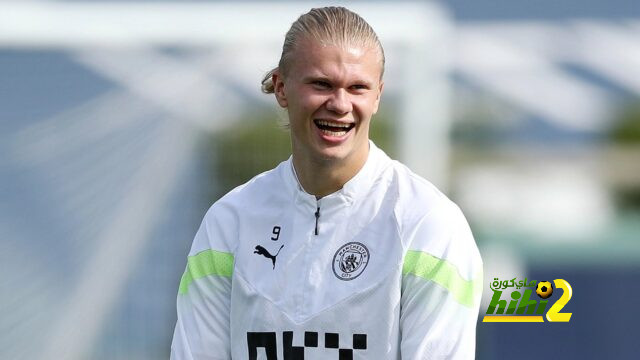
332;242;369;281
254;245;284;269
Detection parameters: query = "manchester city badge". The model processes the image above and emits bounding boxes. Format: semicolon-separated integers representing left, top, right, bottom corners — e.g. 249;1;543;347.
332;242;370;280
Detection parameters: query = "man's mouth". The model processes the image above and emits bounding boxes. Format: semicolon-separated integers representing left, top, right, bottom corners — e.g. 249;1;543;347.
314;119;355;137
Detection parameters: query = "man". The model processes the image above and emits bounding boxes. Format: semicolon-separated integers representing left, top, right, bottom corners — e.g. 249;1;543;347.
171;7;482;360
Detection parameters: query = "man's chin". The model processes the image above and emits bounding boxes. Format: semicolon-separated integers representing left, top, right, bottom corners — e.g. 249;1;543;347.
305;142;347;162
315;149;347;163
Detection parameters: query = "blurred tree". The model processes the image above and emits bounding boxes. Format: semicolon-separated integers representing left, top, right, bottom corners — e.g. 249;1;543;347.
609;100;640;210
611;100;640;144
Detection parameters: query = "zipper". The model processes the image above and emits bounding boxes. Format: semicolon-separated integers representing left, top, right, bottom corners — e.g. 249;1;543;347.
314;206;320;235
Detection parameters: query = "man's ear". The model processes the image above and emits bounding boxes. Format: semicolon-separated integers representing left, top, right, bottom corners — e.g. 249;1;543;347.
372;81;384;114
273;72;288;108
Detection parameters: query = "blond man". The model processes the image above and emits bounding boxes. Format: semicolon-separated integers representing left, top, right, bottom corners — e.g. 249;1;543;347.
171;7;483;360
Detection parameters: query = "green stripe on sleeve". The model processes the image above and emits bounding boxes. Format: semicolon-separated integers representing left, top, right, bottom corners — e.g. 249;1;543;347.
402;250;482;308
178;249;234;294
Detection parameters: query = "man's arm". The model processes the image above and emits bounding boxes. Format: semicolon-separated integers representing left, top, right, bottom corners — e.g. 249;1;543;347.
171;207;235;360
399;201;483;359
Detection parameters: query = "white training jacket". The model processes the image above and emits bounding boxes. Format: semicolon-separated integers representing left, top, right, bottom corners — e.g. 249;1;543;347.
171;142;483;360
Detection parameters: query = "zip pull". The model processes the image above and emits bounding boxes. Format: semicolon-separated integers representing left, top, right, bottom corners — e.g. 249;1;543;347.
314;206;320;235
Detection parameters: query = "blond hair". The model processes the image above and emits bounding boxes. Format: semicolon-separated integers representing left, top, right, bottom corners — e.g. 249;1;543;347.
261;6;385;94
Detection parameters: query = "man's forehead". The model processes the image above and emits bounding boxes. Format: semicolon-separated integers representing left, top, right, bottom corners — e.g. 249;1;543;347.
289;39;384;79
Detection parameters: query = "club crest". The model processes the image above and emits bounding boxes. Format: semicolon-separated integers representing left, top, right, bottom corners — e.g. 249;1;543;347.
332;242;369;281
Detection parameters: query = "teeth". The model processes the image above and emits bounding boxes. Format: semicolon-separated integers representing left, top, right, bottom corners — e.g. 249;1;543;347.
317;120;352;128
320;129;348;136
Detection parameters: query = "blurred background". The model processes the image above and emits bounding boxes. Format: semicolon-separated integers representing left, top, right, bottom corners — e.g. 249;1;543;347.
1;1;639;359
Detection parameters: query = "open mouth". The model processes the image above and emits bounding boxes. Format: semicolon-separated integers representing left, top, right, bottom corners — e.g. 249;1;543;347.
314;119;355;137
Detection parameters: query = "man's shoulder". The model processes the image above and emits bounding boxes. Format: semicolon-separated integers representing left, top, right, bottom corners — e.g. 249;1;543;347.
367;144;448;213
192;160;289;254
204;160;290;220
386;159;452;218
387;160;479;263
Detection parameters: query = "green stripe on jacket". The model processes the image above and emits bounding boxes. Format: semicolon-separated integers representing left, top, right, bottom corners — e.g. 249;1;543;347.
179;249;234;294
402;250;482;308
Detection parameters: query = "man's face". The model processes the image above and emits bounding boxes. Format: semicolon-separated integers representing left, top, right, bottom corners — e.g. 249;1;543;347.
273;39;384;167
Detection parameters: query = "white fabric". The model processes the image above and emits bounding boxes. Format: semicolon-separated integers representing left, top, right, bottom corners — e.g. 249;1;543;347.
171;142;483;359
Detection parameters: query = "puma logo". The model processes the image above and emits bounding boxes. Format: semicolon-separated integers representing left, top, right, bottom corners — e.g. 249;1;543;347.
254;245;284;269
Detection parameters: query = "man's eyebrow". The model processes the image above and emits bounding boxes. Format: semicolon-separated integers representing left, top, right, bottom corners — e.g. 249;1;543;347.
302;74;330;82
352;79;374;87
302;75;374;87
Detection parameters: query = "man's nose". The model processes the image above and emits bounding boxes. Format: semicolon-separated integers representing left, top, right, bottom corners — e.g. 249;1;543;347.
325;89;352;114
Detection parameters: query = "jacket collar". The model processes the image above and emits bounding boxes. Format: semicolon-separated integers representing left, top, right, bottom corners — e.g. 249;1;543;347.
281;141;390;209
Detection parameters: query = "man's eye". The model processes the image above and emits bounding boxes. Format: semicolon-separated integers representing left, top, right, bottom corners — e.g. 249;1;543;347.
312;81;331;88
351;84;368;91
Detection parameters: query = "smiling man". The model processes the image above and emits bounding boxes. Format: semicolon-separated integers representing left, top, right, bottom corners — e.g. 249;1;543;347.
272;35;383;199
171;7;483;360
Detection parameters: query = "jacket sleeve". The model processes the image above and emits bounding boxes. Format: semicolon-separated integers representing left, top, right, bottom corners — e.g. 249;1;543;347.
399;201;483;359
171;205;236;360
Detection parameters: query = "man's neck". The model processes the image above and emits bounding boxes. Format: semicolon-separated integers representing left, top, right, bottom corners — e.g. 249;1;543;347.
292;148;369;199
